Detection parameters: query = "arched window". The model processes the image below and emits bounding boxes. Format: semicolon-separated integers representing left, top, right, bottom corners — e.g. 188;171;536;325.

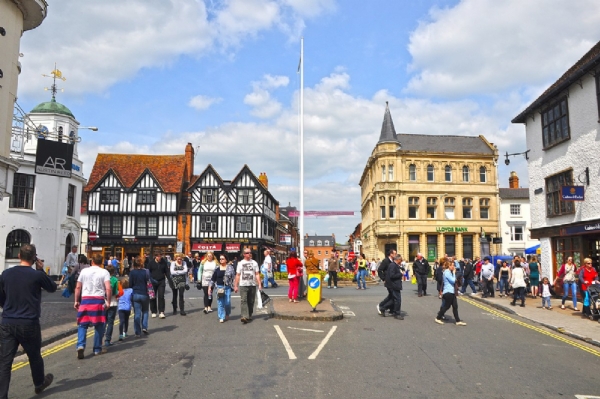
58;126;64;143
317;240;322;246
427;165;434;182
324;240;330;246
445;165;452;182
309;240;314;246
462;166;470;182
65;233;74;260
6;229;31;259
409;164;416;181
479;166;487;183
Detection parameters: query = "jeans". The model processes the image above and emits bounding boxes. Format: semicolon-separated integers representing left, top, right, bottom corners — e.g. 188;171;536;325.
542;296;551;308
288;276;299;300
512;287;526;304
499;277;509;295
118;310;131;335
216;285;232;320
0;324;45;398
328;271;338;287
461;278;477;294
562;281;578;308
437;293;460;322
416;273;428;295
132;293;149;335
150;280;166;314
77;323;104;354
104;306;117;345
357;268;367;289
239;286;257;319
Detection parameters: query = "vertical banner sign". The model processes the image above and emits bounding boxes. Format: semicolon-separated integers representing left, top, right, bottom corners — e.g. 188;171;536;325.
35;140;74;178
307;274;321;310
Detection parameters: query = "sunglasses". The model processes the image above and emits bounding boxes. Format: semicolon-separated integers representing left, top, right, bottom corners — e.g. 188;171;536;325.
220;258;226;260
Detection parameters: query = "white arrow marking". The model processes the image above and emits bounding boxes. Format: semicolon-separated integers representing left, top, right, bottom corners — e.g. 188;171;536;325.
287;327;324;333
274;325;297;360
308;326;337;360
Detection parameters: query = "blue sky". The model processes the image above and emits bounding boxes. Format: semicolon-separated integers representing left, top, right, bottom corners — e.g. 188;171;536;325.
16;0;600;242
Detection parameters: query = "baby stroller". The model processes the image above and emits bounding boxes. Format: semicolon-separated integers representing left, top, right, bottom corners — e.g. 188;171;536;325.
585;284;600;321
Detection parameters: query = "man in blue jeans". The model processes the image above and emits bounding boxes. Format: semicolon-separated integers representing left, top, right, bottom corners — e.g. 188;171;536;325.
0;244;56;397
74;253;111;359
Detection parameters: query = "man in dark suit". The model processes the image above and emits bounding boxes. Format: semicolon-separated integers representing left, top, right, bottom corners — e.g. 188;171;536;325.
376;249;397;316
413;253;431;297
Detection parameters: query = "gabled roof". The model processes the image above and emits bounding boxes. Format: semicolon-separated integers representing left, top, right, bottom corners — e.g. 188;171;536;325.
85;154;186;193
189;164;225;190
231;164;262;188
499;188;529;199
513;40;600;123
377;102;399;144
397;134;495;154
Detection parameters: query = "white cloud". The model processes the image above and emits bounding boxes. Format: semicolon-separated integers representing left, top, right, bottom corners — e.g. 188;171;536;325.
244;74;289;118
18;0;334;99
406;0;600;98
188;95;223;111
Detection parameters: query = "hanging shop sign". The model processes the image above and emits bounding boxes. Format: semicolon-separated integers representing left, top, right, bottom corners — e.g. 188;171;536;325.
561;186;585;201
280;234;291;244
225;243;240;252
35;140;74;178
563;222;600;236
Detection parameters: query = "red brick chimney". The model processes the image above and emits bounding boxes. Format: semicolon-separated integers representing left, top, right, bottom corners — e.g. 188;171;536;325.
185;143;194;183
509;171;519;188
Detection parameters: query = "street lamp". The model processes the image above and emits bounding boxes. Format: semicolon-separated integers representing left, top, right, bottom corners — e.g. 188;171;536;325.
504;150;530;166
79;126;98;131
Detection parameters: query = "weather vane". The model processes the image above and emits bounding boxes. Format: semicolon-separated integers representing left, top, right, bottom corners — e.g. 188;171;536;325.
42;63;66;98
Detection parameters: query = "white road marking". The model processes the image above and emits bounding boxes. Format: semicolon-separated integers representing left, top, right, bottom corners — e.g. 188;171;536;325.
575;395;600;398
308;326;337;360
287;327;324;333
342;311;355;316
338;306;350;309
274;325;297;360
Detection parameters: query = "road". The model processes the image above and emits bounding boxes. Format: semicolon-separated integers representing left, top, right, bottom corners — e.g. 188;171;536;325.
6;281;600;399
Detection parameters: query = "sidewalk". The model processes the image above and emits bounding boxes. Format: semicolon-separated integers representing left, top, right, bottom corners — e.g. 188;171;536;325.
468;292;600;348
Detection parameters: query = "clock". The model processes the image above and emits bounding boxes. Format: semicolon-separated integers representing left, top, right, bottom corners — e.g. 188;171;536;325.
36;125;49;139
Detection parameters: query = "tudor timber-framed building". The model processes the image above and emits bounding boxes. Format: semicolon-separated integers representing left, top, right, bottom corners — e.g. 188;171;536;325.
359;103;500;262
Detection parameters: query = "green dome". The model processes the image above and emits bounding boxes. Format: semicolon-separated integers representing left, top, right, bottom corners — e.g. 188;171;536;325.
30;97;75;118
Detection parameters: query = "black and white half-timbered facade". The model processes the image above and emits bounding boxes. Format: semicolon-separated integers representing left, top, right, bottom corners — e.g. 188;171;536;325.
188;164;278;262
83;147;192;263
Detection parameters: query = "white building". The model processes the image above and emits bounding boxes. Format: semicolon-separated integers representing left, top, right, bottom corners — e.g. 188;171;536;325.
512;40;600;279
1;94;87;273
0;0;47;201
499;172;539;256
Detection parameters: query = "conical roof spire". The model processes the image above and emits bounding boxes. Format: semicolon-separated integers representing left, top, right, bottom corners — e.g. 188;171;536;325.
377;101;398;144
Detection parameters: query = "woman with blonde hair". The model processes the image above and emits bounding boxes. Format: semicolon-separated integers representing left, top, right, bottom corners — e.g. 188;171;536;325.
198;251;217;314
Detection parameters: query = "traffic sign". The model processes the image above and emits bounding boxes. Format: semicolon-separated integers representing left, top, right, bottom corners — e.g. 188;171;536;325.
88;231;98;242
307;274;321;309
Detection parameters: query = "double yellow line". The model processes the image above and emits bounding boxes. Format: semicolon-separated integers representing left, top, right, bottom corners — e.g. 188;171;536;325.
461;297;600;358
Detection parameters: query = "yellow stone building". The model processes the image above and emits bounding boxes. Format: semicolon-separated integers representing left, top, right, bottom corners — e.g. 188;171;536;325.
359;103;500;262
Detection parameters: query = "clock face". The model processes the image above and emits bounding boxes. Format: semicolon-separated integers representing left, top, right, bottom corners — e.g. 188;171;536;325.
36;125;49;138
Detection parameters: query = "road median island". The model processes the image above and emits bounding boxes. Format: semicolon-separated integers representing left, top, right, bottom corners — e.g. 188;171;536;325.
271;297;343;321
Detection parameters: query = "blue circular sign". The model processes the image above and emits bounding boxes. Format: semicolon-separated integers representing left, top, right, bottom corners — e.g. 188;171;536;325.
308;277;320;289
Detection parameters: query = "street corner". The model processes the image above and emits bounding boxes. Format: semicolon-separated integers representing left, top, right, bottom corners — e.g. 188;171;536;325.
271;297;343;321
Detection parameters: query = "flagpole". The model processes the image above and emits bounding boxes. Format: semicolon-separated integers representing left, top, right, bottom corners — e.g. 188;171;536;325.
299;37;305;258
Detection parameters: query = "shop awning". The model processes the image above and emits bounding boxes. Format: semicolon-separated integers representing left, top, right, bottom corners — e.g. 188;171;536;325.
525;244;540;254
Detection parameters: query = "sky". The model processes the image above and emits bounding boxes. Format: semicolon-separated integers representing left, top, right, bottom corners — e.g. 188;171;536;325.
16;0;600;243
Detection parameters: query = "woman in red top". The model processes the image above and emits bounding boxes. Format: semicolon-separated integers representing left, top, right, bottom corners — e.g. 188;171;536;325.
579;257;599;316
286;251;303;303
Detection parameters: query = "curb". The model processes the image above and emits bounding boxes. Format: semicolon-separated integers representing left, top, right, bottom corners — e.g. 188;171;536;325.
270;298;344;322
468;295;600;349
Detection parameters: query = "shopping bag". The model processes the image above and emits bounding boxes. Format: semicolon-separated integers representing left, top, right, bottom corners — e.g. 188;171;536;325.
61;287;71;298
411;275;417;285
260;290;271;306
256;288;263;309
147;281;156;299
324;274;330;282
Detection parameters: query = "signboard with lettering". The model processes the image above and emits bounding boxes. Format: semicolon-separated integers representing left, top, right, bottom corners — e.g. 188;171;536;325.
563;222;600;236
280;234;291;244
192;243;223;251
561;186;585;201
35;139;74;178
435;226;468;233
225;243;240;252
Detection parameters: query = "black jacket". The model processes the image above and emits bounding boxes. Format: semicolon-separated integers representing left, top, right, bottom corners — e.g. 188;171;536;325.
413;258;430;276
385;262;403;291
378;256;393;280
463;262;474;280
146;259;171;282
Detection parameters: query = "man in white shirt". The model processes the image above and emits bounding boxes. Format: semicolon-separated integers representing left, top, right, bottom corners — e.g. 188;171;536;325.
65;246;79;268
261;250;278;288
74;254;111;358
234;249;262;323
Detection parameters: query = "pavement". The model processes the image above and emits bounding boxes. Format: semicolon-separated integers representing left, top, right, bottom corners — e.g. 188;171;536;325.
12;278;600;352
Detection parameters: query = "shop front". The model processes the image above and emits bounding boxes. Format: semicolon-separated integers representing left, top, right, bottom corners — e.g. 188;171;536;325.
191;240;277;266
88;238;177;266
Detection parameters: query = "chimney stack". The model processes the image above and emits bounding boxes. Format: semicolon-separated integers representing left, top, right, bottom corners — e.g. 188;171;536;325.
185;143;194;183
258;172;268;189
509;171;519;188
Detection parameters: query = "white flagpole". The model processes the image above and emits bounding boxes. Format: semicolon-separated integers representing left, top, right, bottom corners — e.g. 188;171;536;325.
299;37;304;258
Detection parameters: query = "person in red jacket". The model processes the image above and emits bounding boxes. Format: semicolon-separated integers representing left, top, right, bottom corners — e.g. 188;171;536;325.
579;257;599;317
286;251;303;303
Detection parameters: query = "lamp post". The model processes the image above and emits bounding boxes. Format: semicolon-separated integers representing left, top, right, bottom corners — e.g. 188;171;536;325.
182;215;187;254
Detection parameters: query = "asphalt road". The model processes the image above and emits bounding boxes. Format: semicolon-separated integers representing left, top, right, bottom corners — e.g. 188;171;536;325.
6;281;600;399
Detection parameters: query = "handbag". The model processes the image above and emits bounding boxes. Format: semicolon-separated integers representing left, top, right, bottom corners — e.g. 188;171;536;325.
260;290;271;305
217;287;225;298
411;275;417;285
147;280;156;299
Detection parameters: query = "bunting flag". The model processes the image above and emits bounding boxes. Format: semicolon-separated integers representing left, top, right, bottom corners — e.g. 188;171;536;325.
288;211;354;217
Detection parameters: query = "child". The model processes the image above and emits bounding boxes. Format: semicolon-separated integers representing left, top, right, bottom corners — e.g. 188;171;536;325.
541;277;552;310
104;265;121;348
118;277;133;340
